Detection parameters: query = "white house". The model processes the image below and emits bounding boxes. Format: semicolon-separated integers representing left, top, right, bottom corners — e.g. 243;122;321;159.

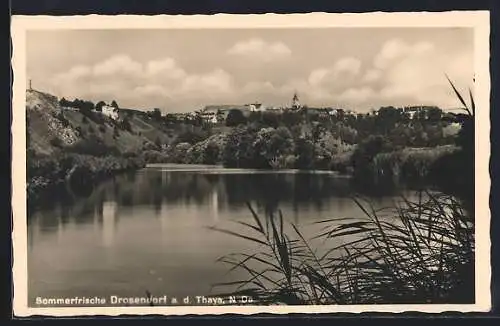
247;103;266;112
200;109;219;123
101;105;119;120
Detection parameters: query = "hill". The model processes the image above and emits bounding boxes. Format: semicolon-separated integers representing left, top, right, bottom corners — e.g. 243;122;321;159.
25;89;179;205
26;89;173;157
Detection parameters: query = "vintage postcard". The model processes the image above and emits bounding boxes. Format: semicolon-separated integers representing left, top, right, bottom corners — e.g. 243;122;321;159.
11;11;491;316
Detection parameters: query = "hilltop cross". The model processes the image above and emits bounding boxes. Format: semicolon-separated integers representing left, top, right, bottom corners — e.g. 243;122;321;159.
29;79;32;90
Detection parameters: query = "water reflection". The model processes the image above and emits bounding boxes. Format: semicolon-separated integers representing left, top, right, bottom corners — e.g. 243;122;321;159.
101;201;118;247
28;168;397;237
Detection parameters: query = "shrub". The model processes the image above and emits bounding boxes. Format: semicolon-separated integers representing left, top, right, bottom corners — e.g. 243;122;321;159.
113;126;120;139
203;142;221;165
167;142;192;163
226;109;247;127
142;150;169;163
182;133;227;165
55;112;71;128
351;135;393;181
49;136;64;148
120;117;133;132
66;136;119;157
368;146;460;186
252;127;295;169
176;128;209;145
222;126;257;168
294;138;315;170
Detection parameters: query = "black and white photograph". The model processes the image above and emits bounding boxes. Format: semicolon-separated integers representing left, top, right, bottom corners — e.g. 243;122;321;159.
11;12;491;316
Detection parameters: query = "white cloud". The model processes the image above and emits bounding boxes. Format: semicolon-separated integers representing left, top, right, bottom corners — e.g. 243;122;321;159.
134;85;168;97
338;87;375;102
47;37;473;112
50;55;237;110
180;68;234;96
362;69;382;82
93;54;142;76
374;39;473;108
51;65;91;85
278;39;472;110
308;68;329;86
242;81;275;94
146;58;186;79
374;39;434;69
301;57;362;95
333;57;362;76
227;38;292;61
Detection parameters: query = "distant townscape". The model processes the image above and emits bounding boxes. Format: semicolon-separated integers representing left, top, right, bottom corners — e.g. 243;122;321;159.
54;89;459;126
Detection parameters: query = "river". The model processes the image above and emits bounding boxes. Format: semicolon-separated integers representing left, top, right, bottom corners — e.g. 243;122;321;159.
28;164;421;306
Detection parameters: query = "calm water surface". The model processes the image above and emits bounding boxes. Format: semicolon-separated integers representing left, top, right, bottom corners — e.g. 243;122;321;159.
28;164;419;306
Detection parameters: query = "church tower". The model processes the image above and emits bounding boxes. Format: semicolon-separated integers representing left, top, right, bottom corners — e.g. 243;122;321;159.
291;92;301;109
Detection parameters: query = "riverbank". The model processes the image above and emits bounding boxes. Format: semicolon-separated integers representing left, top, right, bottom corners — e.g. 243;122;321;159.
27;153;146;206
145;163;348;175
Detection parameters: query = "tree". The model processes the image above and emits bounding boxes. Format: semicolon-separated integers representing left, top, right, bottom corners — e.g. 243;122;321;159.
95;101;106;112
164;114;178;125
59;97;70;107
248;111;263;124
427;107;443;123
154;136;162;149
226;109;247;127
351;135;393;181
294;138;315;169
152;108;162;121
261;111;280;128
203;142;220;165
176;128;208;145
252;127;295;169
376;106;402;135
111;100;119;109
282;111;302;127
121;116;132;132
222;126;257;168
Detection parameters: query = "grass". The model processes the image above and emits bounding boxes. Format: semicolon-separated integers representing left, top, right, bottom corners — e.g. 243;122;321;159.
370;145;460;184
209;191;474;304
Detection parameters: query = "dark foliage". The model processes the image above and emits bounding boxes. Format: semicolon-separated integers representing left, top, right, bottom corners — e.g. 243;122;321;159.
226;109;248;127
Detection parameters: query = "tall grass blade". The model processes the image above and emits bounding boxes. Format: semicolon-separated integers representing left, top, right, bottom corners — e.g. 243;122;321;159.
445;74;472;116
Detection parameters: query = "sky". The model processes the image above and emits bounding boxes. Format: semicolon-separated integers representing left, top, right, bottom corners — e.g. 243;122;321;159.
26;28;474;113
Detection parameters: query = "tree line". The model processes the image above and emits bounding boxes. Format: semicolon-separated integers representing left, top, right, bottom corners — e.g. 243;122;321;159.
59;98;119;112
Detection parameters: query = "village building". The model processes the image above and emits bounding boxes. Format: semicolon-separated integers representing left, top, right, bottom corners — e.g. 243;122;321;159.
101;105;119;120
200;104;253;123
247;102;266;112
402;106;439;120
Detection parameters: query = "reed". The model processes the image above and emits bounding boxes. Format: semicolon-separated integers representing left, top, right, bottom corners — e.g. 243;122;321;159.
209;191;474;304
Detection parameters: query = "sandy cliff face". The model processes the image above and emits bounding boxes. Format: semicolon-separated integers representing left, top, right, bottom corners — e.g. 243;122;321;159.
27;90;79;155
